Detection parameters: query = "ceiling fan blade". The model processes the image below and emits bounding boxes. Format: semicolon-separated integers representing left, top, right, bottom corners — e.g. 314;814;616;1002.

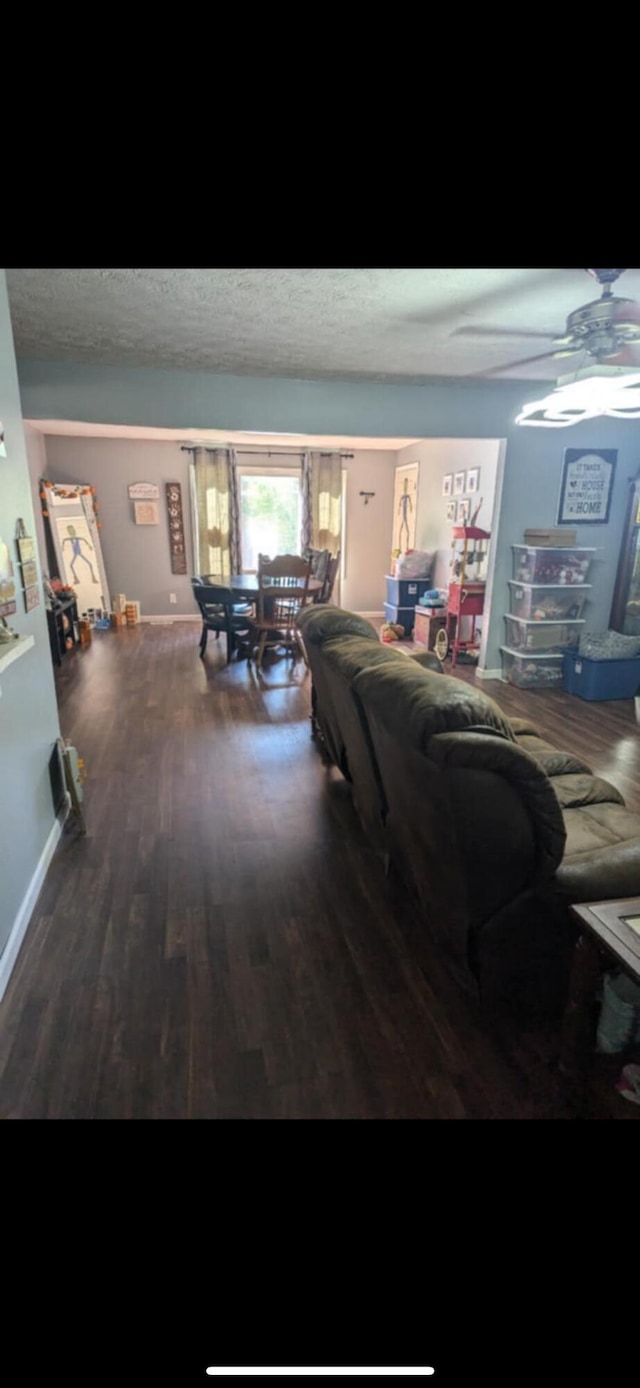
471;350;561;378
452;325;554;341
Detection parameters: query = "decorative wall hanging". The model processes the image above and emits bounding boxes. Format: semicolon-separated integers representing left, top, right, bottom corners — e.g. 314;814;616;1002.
20;559;37;587
0;422;6;458
453;471;466;496
556;448;617;525
15;519;39;609
134;501;159;525
40;481;111;616
128;481;160;500
446;500;457;522
442;473;453;497
391;462;419;555
17;535;35;563
0;535;17;616
457;498;471;525
466;468;480;495
166;482;187;574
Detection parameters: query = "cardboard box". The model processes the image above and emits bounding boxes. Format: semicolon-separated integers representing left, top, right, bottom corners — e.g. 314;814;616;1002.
111;612;126;628
524;528;577;547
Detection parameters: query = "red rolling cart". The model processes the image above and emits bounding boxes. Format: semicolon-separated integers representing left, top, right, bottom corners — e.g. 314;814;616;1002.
435;526;491;669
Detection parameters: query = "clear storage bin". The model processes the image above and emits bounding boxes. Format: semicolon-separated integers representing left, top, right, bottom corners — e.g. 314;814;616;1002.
503;615;584;653
512;545;595;585
500;646;565;688
507;581;590;621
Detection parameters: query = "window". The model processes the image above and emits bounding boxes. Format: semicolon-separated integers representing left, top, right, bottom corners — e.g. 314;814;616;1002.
238;468;302;571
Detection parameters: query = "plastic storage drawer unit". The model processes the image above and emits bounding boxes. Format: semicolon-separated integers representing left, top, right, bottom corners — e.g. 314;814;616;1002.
385;576;433;608
507;582;590;621
503;615;584;653
563;652;640;701
512;546;595;585
500;647;565;688
383;602;417;635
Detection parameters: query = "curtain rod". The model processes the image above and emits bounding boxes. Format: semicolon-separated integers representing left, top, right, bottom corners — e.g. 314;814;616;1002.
181;445;354;458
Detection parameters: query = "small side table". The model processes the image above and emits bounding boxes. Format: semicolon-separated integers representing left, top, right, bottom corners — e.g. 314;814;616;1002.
413;607;448;652
559;898;640;1106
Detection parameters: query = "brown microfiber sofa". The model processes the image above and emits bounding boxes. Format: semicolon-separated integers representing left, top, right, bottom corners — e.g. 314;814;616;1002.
297;605;640;1015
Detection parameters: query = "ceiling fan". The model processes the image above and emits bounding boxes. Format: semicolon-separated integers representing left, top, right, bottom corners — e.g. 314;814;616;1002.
457;269;640;377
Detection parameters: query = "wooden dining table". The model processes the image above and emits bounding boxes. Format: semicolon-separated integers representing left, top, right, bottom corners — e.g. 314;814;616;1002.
204;574;324;602
228;573;323;602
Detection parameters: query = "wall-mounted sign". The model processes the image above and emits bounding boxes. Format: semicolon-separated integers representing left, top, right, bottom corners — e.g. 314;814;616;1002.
128;482;160;500
557;448;617;525
20;559;38;587
166;482;187;574
134;501;159;525
24;585;40;612
0;534;16;614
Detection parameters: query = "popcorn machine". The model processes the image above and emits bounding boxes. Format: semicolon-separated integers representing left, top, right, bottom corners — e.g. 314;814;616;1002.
435;525;491;668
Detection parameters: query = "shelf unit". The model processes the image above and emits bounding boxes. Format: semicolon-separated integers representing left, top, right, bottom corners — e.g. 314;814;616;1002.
501;545;595;688
47;596;79;668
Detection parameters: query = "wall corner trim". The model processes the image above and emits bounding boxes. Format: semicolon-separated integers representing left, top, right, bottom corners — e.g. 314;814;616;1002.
475;667;504;682
0;810;66;1003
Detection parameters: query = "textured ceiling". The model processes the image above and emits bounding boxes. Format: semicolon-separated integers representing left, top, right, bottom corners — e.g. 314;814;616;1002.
7;267;640;383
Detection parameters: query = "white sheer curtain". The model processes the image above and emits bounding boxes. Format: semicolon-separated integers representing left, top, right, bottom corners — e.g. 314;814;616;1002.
310;451;342;555
189;446;242;577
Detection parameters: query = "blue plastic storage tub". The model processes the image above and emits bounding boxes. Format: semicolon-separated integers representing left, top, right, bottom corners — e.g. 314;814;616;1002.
383;602;416;635
563;652;640;700
386;576;433;608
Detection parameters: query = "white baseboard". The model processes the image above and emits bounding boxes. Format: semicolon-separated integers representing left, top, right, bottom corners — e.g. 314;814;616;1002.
140;614;200;624
0;809;66;1004
476;667;504;682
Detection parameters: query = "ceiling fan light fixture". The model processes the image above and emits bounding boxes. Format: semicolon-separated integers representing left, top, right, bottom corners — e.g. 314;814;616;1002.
516;366;640;427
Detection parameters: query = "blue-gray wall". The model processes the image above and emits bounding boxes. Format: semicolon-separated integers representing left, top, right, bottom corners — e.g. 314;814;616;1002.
17;357;640;670
0;278;61;962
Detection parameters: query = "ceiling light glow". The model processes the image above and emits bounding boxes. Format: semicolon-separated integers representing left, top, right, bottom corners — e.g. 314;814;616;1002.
516;367;640;427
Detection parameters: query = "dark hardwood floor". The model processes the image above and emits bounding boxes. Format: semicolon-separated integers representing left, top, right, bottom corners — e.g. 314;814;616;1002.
1;620;639;1119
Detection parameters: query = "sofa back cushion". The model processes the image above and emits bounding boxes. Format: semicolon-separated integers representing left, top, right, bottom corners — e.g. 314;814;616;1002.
353;661;516;751
297;605;378;646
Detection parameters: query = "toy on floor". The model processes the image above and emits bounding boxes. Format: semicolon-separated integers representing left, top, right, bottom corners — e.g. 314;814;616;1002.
381;622;406;642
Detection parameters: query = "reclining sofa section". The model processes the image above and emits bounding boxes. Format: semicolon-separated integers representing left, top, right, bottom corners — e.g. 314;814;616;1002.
297;605;640;1015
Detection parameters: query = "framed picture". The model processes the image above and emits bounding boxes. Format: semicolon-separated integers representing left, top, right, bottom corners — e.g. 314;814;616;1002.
557;447;617;525
466;467;480;495
134;501;159;525
20;559;37;586
442;473;453;497
454;471;466;496
24;584;40;612
457;498;470;525
17;536;35;563
446;500;457;523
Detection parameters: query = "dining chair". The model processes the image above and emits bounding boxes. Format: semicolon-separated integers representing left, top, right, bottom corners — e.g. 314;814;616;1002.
319;550;341;604
247;554;313;668
191;578;254;663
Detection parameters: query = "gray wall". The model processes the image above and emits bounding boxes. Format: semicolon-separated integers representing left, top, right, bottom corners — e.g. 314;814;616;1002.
17;357;640;669
41;437;195;617
0;275;61;959
34;437;397;615
395;438;501;594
